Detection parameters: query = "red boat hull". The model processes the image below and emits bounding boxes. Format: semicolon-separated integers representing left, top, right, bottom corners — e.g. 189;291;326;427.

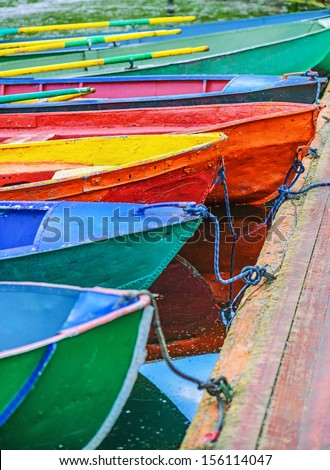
0;102;320;204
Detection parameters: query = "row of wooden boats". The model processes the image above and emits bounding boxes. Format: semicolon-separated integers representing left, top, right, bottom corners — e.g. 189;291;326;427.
0;9;329;450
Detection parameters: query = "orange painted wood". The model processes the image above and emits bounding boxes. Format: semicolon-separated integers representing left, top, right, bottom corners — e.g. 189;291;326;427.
0;140;223;204
0;102;320;204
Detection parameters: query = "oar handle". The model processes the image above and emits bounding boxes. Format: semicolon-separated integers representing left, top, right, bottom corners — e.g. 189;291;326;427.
0;16;196;36
0;46;209;77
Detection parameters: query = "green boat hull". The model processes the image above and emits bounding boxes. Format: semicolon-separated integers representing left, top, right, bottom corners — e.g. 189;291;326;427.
2;20;329;77
0;305;152;450
0;222;200;290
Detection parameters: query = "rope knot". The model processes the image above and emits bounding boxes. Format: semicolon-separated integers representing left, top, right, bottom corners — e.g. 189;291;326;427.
292;159;305;175
278;184;290;199
221;304;236;329
305;69;319;79
184;203;209;219
198;376;233;402
213;165;226;186
241;265;275;286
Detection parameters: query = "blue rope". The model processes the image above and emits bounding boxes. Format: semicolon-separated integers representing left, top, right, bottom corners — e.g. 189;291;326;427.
302;69;321;104
183;204;275;286
0;343;56;427
263;155;329;228
221;284;249;331
213;164;237;240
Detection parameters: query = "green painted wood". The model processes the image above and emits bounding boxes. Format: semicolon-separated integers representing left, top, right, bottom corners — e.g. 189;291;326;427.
1;20;329;76
0;308;144;449
0;222;200;290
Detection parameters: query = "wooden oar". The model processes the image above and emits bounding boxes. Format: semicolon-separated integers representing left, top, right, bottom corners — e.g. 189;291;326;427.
0;87;95;104
0;29;181;51
0;16;196;36
0;46;209;77
13;90;95;104
0;29;181;56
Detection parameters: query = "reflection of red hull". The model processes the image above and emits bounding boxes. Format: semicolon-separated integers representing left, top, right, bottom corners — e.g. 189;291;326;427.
147;256;226;361
146;206;267;360
179;205;268;303
0;102;320;203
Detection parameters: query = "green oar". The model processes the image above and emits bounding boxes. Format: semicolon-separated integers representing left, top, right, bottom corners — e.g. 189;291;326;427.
0;87;95;103
0;29;181;57
0;16;196;37
0;29;181;52
0;45;209;77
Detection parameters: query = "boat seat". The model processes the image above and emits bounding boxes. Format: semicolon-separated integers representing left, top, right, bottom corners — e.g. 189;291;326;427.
2;132;56;144
52;165;116;179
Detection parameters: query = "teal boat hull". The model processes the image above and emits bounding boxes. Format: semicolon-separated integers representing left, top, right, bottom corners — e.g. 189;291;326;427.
1;20;329;77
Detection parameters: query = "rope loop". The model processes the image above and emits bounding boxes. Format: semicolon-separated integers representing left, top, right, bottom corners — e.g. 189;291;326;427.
241;265;265;286
278;184;290;199
304;69;319;79
183;203;209;219
198;376;233;402
292;159;305;176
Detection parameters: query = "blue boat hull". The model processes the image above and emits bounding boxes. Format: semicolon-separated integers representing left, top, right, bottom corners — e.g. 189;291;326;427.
0;74;326;113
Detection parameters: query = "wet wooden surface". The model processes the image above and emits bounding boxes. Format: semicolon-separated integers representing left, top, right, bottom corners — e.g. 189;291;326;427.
181;84;330;450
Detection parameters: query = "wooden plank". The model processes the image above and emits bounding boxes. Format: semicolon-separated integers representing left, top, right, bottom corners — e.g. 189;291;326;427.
259;139;330;449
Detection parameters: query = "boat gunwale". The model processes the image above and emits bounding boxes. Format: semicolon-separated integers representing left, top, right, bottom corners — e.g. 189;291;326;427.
0;201;201;260
0;282;151;359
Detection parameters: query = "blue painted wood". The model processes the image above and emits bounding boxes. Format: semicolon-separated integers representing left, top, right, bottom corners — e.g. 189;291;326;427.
0;200;199;256
0;74;326;113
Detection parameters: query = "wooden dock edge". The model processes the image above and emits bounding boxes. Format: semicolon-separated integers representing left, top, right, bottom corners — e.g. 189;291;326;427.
181;84;330;450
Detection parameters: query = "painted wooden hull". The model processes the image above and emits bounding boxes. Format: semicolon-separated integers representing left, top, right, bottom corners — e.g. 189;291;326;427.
0;133;225;204
0;75;326;112
0;282;153;450
0;103;319;204
0;201;202;291
1;20;329;77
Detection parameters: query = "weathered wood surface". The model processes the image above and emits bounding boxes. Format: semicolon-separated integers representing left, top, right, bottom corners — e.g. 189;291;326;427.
181;84;330;450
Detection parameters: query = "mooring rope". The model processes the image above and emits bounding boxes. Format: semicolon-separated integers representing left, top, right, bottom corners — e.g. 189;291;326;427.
134;290;233;442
